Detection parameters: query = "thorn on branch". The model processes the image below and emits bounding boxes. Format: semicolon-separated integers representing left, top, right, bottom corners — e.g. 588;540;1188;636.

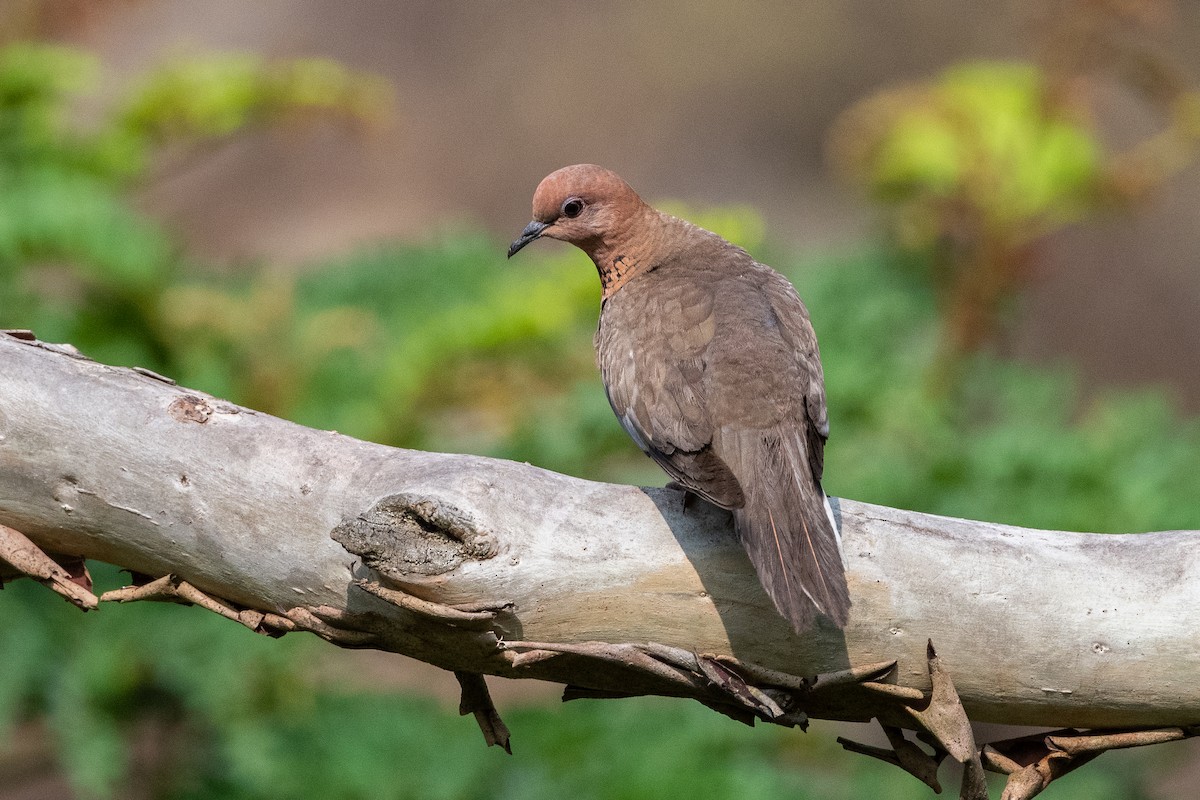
837;641;986;800
101;573;281;635
0;523;98;610
352;579;510;630
454;671;512;754
831;640;1200;800
283;606;379;647
981;725;1200;799
859;681;927;702
836;725;946;793
501;647;562;668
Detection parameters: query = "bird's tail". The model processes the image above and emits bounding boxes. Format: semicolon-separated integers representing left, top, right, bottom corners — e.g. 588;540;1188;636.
729;429;850;632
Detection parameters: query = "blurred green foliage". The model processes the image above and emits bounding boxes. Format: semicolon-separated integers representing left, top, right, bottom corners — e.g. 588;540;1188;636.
0;42;1194;800
0;42;388;370
832;54;1200;358
831;61;1107;354
833;62;1103;246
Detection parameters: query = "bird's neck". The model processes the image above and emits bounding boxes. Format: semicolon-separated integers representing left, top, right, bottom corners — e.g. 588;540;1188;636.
589;208;687;300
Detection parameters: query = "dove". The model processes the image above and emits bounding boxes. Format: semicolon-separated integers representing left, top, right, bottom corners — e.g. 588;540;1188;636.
508;164;849;632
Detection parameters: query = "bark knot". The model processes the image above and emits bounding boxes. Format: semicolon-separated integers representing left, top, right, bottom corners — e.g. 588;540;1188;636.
332;493;499;579
168;395;214;424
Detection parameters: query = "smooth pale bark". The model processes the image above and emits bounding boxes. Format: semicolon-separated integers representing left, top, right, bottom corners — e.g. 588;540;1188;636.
0;333;1197;730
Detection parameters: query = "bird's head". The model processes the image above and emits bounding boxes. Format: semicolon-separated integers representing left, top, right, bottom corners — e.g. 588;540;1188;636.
507;164;645;259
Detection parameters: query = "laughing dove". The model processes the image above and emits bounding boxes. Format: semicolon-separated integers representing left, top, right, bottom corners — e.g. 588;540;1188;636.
509;164;849;632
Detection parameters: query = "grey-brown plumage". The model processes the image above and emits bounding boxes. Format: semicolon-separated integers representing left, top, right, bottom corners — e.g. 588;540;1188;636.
508;164;850;632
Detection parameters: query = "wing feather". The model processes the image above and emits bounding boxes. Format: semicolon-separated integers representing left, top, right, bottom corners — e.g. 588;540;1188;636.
596;254;849;631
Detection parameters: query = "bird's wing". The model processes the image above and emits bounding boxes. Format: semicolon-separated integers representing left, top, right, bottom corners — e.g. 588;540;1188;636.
761;268;830;484
598;262;848;631
597;276;745;509
705;266;849;630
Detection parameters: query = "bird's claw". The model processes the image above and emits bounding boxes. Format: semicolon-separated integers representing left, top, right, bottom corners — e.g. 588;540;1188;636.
664;481;699;514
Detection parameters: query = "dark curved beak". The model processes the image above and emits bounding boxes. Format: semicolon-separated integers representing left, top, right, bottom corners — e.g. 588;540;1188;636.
507;220;548;258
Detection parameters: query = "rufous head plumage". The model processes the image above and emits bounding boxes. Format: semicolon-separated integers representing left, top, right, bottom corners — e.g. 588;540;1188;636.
507;164;646;259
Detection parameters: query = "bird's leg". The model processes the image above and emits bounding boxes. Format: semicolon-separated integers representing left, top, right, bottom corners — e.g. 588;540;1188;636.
0;523;98;610
664;481;698;514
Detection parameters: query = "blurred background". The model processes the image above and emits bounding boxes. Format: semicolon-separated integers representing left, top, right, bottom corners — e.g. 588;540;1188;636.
2;0;1200;797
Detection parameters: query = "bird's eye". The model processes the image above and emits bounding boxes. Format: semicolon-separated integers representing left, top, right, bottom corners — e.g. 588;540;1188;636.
561;198;585;219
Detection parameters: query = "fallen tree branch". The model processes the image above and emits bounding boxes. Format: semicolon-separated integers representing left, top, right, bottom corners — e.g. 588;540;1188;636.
2;331;1199;797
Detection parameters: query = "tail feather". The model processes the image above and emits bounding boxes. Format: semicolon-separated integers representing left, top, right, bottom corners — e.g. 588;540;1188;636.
723;427;850;632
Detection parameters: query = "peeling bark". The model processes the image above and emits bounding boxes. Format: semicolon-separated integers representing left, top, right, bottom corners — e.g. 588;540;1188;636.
2;331;1200;797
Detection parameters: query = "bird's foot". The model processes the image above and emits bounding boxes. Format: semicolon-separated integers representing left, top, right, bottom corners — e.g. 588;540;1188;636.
0;523;98;610
664;481;699;514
